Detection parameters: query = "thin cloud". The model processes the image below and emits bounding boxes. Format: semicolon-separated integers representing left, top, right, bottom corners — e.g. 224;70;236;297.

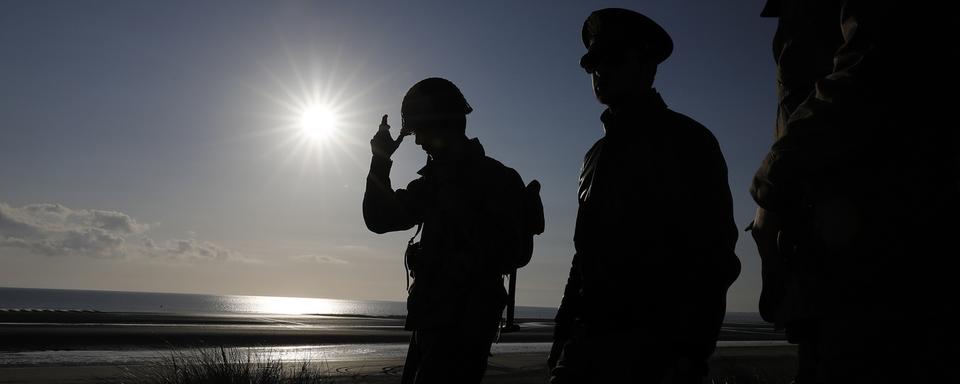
0;202;137;258
143;238;236;262
291;254;349;264
0;201;240;262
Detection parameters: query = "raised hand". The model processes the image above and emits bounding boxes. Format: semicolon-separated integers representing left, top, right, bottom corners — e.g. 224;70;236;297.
370;114;403;159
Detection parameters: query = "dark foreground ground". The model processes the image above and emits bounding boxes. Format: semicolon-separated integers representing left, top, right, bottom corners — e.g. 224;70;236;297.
0;310;794;383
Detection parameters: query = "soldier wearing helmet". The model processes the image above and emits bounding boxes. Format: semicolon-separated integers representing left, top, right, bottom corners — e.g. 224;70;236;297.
363;78;527;384
548;9;740;383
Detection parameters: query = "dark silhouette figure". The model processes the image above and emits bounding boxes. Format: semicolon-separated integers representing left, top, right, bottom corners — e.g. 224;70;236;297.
750;1;958;382
548;9;741;383
363;78;527;384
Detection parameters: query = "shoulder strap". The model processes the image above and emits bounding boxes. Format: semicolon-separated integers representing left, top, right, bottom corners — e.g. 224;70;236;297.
404;223;423;292
408;223;423;245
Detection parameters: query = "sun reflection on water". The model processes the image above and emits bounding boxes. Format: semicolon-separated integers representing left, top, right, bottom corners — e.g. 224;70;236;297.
215;294;379;316
247;296;338;315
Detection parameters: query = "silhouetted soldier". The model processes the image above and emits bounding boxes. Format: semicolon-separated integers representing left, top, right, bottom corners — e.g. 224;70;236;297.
548;8;741;383
750;1;958;382
363;78;526;384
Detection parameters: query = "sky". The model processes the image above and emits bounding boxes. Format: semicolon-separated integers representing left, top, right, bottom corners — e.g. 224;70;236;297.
0;0;777;311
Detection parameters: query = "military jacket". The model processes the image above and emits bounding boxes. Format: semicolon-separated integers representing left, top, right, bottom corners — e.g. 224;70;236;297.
557;90;740;349
363;138;525;330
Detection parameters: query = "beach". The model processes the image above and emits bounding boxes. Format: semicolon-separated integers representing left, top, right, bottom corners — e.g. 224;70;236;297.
0;310;794;383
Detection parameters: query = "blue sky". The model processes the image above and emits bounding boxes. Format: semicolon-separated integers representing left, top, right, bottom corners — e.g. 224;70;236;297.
0;1;776;311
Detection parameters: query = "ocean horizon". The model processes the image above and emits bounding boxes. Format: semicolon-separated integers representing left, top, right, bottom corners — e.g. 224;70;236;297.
0;286;764;324
0;286;562;319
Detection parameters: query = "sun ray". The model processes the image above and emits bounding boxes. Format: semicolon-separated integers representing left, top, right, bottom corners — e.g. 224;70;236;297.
240;39;401;190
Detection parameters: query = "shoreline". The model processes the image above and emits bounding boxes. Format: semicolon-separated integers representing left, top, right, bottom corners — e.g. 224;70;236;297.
0;311;556;352
0;310;782;352
0;345;798;384
0;311;793;383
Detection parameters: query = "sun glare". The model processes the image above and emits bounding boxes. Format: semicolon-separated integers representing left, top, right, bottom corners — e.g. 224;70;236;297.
299;105;338;140
254;47;383;178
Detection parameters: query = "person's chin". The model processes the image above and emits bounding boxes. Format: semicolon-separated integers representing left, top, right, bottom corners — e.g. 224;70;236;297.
594;87;614;105
595;93;614;106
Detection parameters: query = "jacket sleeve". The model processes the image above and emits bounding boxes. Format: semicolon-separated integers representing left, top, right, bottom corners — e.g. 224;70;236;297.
751;0;893;211
555;146;596;337
687;130;741;290
362;156;425;234
555;253;582;331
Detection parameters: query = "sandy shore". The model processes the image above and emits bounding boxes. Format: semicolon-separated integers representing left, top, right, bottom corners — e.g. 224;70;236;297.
0;310;793;383
0;345;797;384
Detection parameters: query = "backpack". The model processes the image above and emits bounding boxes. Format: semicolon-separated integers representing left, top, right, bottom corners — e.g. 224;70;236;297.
501;179;544;331
515;179;545;269
404;179;543;287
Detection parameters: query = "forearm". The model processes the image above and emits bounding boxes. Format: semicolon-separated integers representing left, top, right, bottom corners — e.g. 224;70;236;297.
362;156;415;233
549;259;581;370
555;256;582;329
689;150;740;287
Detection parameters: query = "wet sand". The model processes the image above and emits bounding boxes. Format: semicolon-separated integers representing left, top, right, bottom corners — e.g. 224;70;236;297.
0;347;798;384
0;310;793;383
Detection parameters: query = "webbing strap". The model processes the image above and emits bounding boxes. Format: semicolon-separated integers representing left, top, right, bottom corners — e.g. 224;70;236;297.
404;223;423;292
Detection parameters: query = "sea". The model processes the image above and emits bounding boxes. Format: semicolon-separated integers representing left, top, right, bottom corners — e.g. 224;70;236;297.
0;286;559;319
0;286;763;323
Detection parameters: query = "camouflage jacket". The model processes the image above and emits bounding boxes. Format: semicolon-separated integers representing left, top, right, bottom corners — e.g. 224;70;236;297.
753;0;959;328
753;0;957;213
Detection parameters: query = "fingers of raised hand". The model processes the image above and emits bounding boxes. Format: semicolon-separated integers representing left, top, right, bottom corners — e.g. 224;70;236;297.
379;114;390;131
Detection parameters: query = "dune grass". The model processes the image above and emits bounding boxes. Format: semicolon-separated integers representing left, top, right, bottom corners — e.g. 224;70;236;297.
112;345;794;384
120;346;340;384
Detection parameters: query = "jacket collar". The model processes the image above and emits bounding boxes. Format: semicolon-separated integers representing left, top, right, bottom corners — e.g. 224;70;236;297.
599;89;668;136
417;137;485;177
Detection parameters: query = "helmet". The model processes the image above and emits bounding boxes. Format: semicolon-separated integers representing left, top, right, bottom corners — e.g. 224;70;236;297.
401;77;472;135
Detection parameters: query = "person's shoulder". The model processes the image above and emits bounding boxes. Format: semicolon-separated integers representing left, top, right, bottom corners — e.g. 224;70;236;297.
478;155;523;186
662;109;720;150
575;137;605;173
587;136;606;152
584;137;606;159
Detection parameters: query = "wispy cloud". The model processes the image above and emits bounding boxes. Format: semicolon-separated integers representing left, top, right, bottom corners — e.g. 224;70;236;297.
291;254;349;264
0;201;241;262
142;238;237;262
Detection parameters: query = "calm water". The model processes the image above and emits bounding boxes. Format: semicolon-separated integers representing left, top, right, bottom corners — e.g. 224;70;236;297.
0;287;559;319
0;287;763;323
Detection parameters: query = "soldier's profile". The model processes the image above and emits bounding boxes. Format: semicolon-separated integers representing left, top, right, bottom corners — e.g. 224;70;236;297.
548;8;741;384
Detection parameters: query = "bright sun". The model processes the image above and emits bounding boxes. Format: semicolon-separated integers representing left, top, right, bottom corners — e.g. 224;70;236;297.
258;50;374;174
299;105;338;140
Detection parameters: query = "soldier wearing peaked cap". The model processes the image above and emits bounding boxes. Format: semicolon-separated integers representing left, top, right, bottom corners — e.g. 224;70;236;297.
549;8;741;384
